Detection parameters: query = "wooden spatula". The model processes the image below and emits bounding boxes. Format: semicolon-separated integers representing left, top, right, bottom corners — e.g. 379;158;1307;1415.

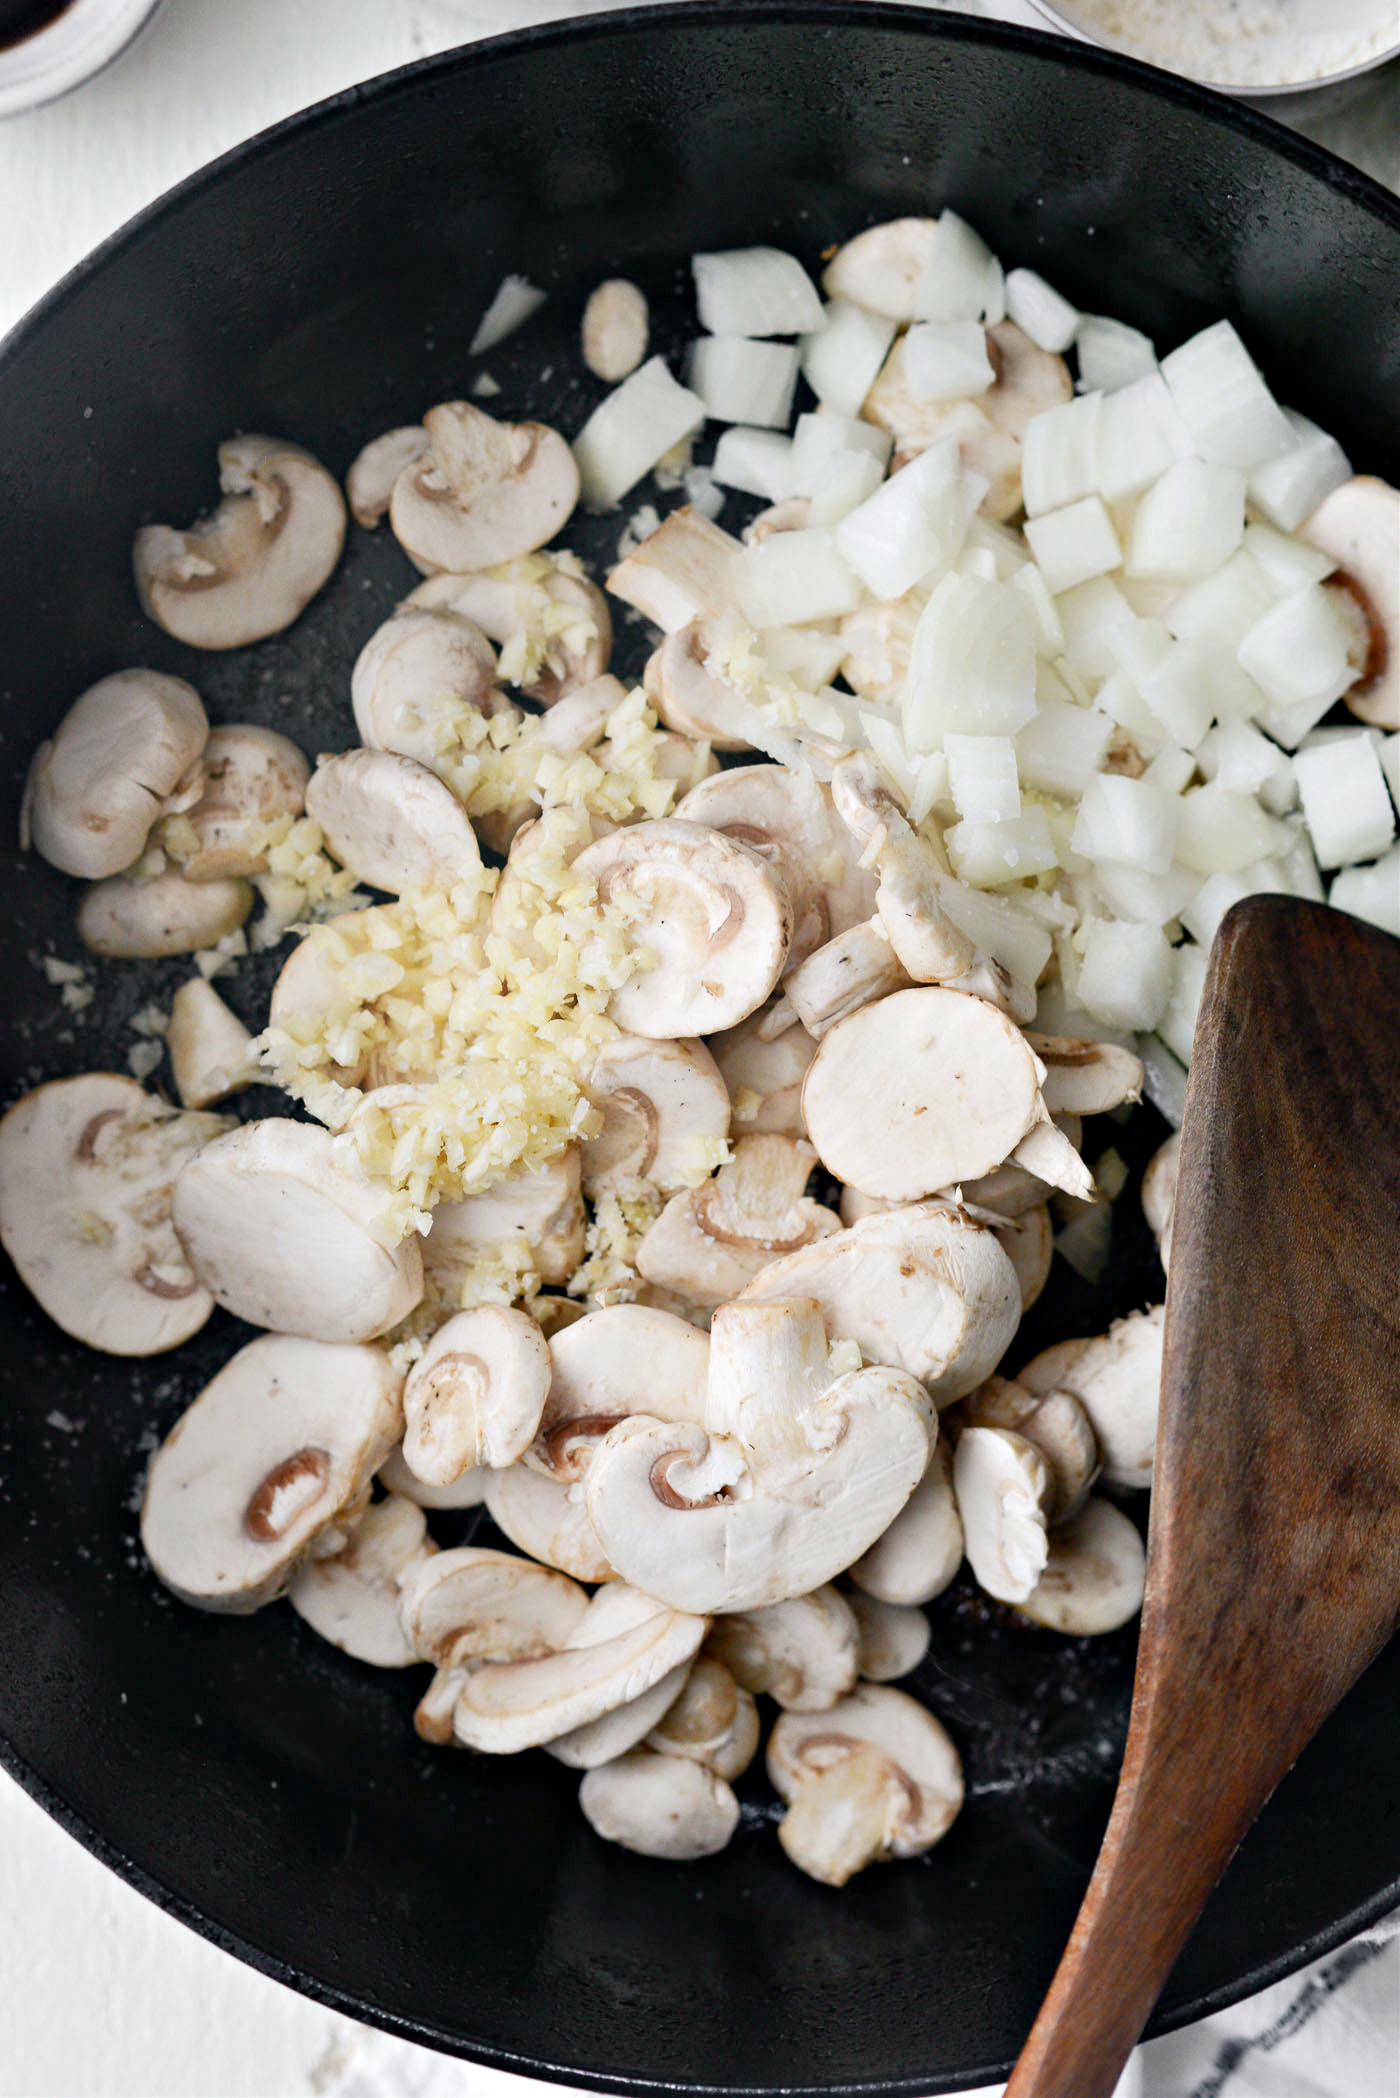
1005;894;1400;2098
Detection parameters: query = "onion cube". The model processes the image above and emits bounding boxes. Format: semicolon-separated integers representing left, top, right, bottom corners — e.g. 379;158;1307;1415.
1091;859;1203;929
1137;1032;1188;1127
1075;315;1158;393
1016;698;1113;797
808;450;886;527
1182;870;1256;948
1143;743;1196;797
1293;736;1398;870
692;247;824;337
1097;371;1195;503
731;529;862;628
1058;577;1138;679
1072;774;1182;875
836;440;975;602
710;427;793;501
945;734;1021;823
903;571;1039;746
1005;267;1079;352
1174;786;1292;874
688;337;799;429
937;880;1054;985
1022;392;1102;518
1126;458;1246;581
1247;410;1351;533
945;807;1057;887
1237;583;1354;724
788;411;892;494
911;210;1006;325
1196;719;1297;814
1160;319;1293;473
1011;564;1065;655
902;322;996;402
1075;919;1174;1032
1164;550;1276;654
1157;940;1209;1063
572;357;707;508
1025;496;1122;595
1094;672;1162;745
1329;845;1400;937
1140;639;1224;751
1242;521;1333;595
799;299;898;418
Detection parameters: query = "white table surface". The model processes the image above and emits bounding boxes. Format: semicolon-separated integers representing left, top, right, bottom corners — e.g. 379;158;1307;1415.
2;5;1398;2096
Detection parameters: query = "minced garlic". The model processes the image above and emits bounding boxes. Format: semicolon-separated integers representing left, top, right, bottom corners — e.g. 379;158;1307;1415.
566;1177;666;1304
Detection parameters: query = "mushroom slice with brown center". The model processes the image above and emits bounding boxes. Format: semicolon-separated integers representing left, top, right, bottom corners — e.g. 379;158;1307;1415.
606;507;745;634
287;1493;436;1666
401;1306;551;1485
635;1134;840;1308
140;1334;404;1611
166;724;310;882
78;868;254;959
995;1203;1053;1313
23;670;208;880
346;426;432;528
580;1035;731;1198
572;818;794;1038
955;1374;1100;1524
1017;1496;1147;1635
397;1544;590;1739
709;1003;818;1140
1142;1131;1180;1268
166;979;257;1109
707;1584;860;1711
1023;1034;1145;1116
171;1118;423;1343
768;1683;963;1886
351;609;502;763
675;764;868;967
304;748;482;896
782;919;912;1037
579;1751;740;1861
643;1655;760;1782
390;401;579;573
409;560;612;708
134;436;346;649
424;1147;585;1293
1018;1305;1165;1492
821;218;938;320
952;1424;1053;1603
739;1199;1021;1404
0;1073;229;1355
1300;475;1399;729
846;1590;931;1683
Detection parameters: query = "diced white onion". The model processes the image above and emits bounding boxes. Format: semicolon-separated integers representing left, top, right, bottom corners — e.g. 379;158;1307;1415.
730;528;863;628
1090;859;1202;929
1247;410;1352;533
1004;268;1080;353
908;751;952;826
945;808;1056;887
688;337;799;429
1237;583;1355;746
1329;845;1400;937
1137;1032;1189;1124
936;879;1054;985
1380;733;1400;810
959;547;1000;583
1164;551;1276;654
901;322;996;402
966;514;1030;581
1012;563;1065;655
1242;521;1334;596
1106;612;1171;691
1075;919;1174;1032
834;439;977;602
761;626;848;691
1072;774;1181;875
1174;786;1292;874
1195;719;1297;814
1093;672;1162;745
1181;870;1257;948
787;411;892;495
1157;941;1208;1063
692;247;824;337
903;572;1040;748
945;734;1021;824
1075;315;1158;393
1025;496;1122;595
1059;578;1138;679
682;465;725;521
1096;372;1195;503
799;299;899;418
1021;392;1102;518
1160;319;1293;473
1140;640;1226;751
911;210;1006;325
1126;459;1246;582
710;426;794;501
808;450;886;527
1142;742;1196;796
572;356;707;508
859;712;917;798
1015;699;1113;797
1292;735;1398;870
469;274;546;355
1278;822;1326;901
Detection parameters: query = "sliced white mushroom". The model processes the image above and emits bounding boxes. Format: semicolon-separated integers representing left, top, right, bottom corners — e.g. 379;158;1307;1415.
644;623;755;753
821;218;938;320
767;1684;963;1886
398;1543;589;1740
346;425;431;528
0;1073;227;1355
606;508;745;634
1024;1034;1145;1117
579;1751;740;1861
140;1334;403;1611
782;919;911;1037
78;868;253;959
545;1584;701;1768
848;1443;964;1606
409;559;612;707
582;279;650;383
995;1203;1053;1314
1017;1496;1147;1635
635;1135;840;1308
378;1441;487;1511
956;1375;1100;1523
572;818;794;1038
707;1585;859;1711
266;909;385;1092
845;1591;931;1683
401;1306;551;1485
351;608;501;763
134;436;346;649
1018;1305;1164;1491
952;1425;1052;1604
166;978;256;1109
864;321;1071;513
580;1034;732;1197
643;1654;760;1781
709;1002;818;1139
424;1148;585;1293
743;497;810;543
287;1493;435;1666
1142;1130;1180;1267
740;1199;1021;1403
303;748;482;896
390;401;579;573
169;724;310;881
23;671;208;880
171;1118;424;1343
1301;475;1399;729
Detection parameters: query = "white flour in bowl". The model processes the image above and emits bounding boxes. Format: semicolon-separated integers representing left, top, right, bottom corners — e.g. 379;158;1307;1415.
1059;0;1400;86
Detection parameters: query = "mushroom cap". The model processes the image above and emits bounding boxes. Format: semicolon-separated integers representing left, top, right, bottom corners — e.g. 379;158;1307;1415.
707;1585;860;1711
350;608;500;764
401;1305;551;1483
134;436;346;650
1301;475;1399;729
644;1654;760;1781
1024;1034;1145;1117
581;279;650;384
952;1424;1052;1604
0;1074;226;1355
645;623;755;753
1141;1131;1180;1264
572;818;794;1038
304;748;482;897
585;1362;935;1615
767;1683;964;1866
177;723;310;882
849;1442;964;1606
287;1493;434;1667
956;1375;1100;1524
802;986;1047;1200
346;425;431;529
423;1148;584;1292
709;1002;818;1140
739;1200;1021;1404
408;561;612;708
782;919;912;1038
390;402;579;573
77;867;253;959
267;910;382;1091
171;1118;424;1343
377;1440;488;1510
140;1334;404;1612
635;1135;841;1309
451;1582;709;1754
166;977;256;1109
579;1750;740;1861
846;1590;931;1683
675;764;875;965
821;217;938;320
606;508;745;635
1018;1305;1164;1491
580;1034;732;1197
397;1545;589;1668
1017;1495;1147;1635
24;670;208;880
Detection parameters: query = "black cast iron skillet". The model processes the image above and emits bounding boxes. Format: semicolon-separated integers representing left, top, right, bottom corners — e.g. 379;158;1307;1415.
1;7;1398;2090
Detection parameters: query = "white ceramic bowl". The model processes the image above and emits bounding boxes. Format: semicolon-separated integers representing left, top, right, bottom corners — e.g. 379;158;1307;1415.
0;0;164;119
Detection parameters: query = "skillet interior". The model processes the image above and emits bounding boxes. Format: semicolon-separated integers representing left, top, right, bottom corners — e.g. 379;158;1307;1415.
0;6;1398;2089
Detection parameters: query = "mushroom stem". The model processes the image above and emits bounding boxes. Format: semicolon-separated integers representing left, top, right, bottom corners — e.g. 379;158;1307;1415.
776;1741;906;1887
